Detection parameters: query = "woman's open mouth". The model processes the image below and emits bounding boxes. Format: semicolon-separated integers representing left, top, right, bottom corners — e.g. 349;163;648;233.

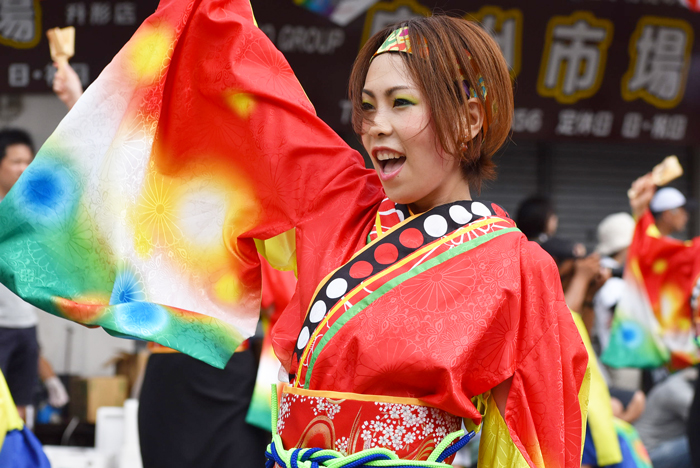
376;151;406;180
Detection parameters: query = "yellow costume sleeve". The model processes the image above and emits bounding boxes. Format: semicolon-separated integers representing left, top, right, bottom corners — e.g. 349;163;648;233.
572;311;622;466
0;369;24;450
471;391;530;467
255;229;297;275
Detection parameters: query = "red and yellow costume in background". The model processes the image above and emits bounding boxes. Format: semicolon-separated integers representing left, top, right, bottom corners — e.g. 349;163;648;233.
0;1;589;466
602;210;700;369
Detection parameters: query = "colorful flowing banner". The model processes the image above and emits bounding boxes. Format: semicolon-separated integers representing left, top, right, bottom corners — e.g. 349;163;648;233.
603;211;700;369
0;0;373;369
245;321;281;431
0;0;250;368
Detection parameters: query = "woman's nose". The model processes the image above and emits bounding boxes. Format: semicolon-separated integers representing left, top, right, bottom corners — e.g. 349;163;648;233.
368;110;391;137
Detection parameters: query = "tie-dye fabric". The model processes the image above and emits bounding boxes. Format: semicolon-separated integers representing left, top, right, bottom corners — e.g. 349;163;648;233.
0;0;379;368
602;210;700;369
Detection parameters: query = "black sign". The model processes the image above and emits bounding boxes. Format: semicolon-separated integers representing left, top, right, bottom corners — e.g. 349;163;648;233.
2;0;699;144
1;1;158;92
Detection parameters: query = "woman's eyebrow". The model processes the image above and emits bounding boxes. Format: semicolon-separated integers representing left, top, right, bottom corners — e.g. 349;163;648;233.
386;86;411;96
362;86;413;98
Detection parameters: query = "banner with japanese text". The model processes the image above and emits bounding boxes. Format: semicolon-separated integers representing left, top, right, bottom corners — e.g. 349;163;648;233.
1;0;698;144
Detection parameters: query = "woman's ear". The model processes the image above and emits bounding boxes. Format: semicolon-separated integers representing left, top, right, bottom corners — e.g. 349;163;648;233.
463;97;485;142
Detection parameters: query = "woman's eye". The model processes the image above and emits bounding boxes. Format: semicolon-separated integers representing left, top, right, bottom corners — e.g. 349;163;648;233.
393;98;414;107
361;102;375;111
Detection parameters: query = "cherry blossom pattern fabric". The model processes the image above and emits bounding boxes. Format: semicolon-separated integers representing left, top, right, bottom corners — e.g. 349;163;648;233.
276;387;462;462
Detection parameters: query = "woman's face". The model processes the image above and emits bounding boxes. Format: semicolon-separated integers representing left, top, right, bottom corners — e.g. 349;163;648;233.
360;53;470;213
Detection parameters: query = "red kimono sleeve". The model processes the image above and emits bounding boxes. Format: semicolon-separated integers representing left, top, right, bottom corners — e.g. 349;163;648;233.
503;242;589;468
0;0;383;368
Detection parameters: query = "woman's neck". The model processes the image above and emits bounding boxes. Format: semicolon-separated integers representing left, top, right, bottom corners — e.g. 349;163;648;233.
407;183;472;214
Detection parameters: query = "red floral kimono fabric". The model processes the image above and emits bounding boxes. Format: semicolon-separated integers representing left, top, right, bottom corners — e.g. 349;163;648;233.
36;0;588;466
147;1;587;465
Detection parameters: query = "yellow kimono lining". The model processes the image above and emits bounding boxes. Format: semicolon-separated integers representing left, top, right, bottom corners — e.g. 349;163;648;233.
572;311;620;465
468;367;591;468
283;386;432;407
475;392;531;468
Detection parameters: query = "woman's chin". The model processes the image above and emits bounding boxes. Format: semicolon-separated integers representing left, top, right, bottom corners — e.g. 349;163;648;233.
383;189;417;207
378;174;428;208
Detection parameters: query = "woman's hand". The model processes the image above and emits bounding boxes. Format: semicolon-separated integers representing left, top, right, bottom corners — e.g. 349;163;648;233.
53;62;84;110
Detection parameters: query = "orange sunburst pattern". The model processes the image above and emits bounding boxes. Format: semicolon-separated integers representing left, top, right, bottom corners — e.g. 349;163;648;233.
0;0;359;369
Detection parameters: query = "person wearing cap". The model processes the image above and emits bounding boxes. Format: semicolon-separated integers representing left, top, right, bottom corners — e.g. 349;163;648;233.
629;174;700;468
593;213;647;424
649;187;689;237
593;213;636;354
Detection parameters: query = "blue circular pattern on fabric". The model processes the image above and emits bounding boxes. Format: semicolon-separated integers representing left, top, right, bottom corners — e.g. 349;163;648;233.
110;269;146;305
14;160;78;224
619;322;644;349
114;302;169;337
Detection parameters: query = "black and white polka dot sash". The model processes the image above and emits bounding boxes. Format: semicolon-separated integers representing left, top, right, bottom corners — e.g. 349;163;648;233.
291;200;509;372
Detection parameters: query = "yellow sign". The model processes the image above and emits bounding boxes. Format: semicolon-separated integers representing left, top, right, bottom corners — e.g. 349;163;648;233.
621;16;694;109
469;6;523;78
0;0;42;49
537;11;613;104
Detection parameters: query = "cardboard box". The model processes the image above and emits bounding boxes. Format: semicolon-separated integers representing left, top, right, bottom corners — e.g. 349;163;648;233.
69;376;128;424
108;351;149;398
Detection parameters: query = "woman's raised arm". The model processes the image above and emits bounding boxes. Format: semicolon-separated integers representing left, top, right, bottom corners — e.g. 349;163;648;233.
0;0;381;368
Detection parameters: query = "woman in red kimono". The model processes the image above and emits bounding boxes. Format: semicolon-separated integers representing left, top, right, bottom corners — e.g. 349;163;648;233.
0;1;588;467
251;15;589;468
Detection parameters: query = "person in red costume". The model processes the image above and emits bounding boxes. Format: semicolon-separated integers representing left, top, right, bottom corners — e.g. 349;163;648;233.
627;174;700;468
230;12;585;468
0;2;589;467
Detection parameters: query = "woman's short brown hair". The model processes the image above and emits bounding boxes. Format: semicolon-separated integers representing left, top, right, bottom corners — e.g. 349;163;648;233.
349;15;514;192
